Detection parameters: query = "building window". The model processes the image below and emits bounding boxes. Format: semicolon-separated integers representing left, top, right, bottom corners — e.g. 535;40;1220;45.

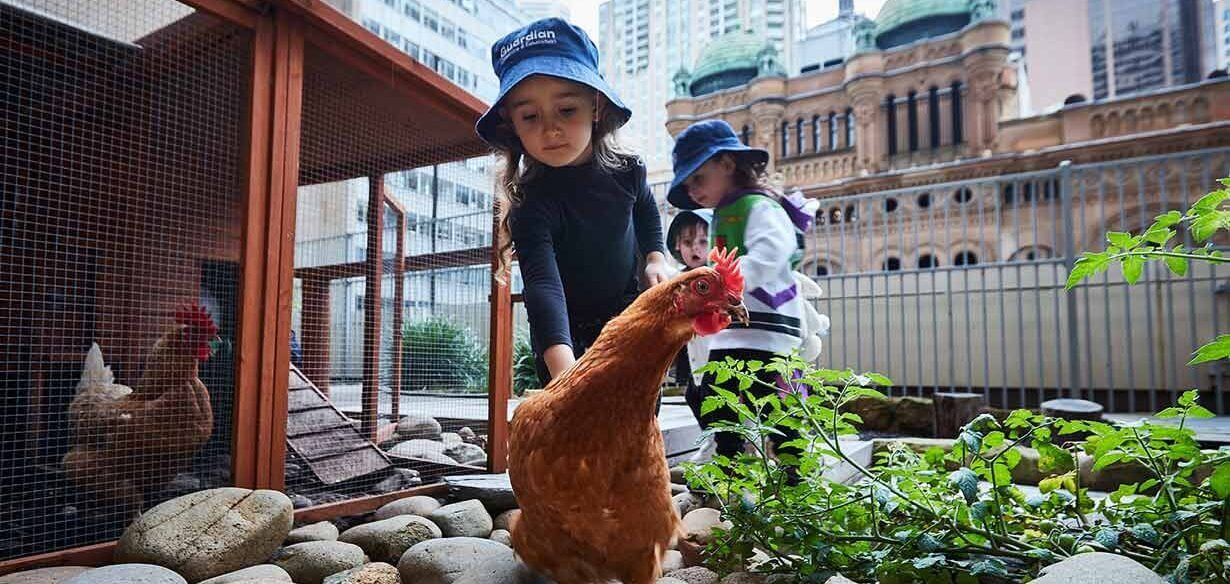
812;115;821;152
951;81;963;145
796;118;805;155
405;0;420;21
917;254;939;269
884;197;898;213
907;91;918;152
1010;245;1054;261
953;187;973;204
814;264;830;277
928;86;941;148
885;95;898;155
883;257;901;271
357;201;367;224
916;192;930;209
780;121;789;157
827;112;837;150
953;251;979;266
742;124;751;145
845;108;855;148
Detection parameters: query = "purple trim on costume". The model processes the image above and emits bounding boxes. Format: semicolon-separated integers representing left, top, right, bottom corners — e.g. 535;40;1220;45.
750;284;798;309
780;197;813;232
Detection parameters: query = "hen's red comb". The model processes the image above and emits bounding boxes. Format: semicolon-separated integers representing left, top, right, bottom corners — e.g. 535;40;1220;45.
709;247;744;295
175;304;219;361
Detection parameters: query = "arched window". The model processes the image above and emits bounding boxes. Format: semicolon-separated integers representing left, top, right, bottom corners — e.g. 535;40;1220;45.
812;115;821;152
883;257;902;271
885;95;898;155
814;264;832;277
780;121;789;157
953;187;973;204
918;254;939;269
796;118;805;155
953;251;979;266
906;90;919;152
916;192;931;209
741;124;751;145
928;86;941;148
845;108;855;148
1009;245;1055;262
844;204;857;222
951;81;963;145
827;111;838;151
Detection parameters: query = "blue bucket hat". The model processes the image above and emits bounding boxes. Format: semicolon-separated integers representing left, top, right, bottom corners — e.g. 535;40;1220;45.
668;119;769;210
475;18;632;149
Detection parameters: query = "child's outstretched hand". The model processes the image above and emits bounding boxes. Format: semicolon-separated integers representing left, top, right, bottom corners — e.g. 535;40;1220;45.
644;252;670;287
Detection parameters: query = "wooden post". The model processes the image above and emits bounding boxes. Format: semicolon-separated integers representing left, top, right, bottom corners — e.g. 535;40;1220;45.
362;176;384;442
487;214;512;474
300;275;331;394
933;392;986;438
390;200;406;422
233;9;301;491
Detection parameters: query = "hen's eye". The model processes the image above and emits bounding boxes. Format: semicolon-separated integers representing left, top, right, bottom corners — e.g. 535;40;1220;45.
693;279;711;295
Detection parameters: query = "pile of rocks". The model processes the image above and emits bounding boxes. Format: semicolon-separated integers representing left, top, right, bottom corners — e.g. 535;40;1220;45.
0;471;1165;584
385;414;488;468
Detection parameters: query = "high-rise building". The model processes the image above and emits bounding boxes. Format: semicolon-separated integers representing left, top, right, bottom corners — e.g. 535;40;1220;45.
516;0;570;22
1088;0;1211;100
794;0;868;74
1216;0;1230;70
597;0;805;180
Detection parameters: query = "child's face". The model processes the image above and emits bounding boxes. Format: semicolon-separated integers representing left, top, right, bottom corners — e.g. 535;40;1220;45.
675;223;710;268
503;75;599;168
683;155;737;208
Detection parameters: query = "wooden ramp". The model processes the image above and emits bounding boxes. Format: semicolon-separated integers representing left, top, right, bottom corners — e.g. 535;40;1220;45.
286;365;392;485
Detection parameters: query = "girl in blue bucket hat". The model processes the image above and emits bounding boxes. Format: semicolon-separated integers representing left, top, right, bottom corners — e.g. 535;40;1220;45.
478;18;669;387
669;119;813;477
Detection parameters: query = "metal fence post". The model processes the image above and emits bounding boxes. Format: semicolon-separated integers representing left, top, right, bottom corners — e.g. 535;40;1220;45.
1059;160;1083;399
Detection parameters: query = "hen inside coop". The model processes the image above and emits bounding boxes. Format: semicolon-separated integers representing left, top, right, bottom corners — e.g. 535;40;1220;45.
1;0;497;562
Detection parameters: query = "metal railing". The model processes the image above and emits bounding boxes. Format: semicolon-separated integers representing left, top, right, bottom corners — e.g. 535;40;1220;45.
802;148;1230;412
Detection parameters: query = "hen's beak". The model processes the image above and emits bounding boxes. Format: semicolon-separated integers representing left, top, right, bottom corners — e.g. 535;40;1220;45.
726;298;749;325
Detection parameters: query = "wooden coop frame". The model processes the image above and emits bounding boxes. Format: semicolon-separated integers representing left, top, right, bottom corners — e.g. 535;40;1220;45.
0;0;514;573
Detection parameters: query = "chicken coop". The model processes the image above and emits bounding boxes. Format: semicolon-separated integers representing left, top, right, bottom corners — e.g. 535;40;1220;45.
0;0;515;571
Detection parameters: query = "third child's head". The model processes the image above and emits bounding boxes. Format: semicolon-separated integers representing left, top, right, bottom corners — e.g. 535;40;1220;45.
667;210;712;269
668;120;770;211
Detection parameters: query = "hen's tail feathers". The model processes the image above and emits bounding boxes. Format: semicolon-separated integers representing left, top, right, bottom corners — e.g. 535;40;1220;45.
175;304;219;361
79;342;115;387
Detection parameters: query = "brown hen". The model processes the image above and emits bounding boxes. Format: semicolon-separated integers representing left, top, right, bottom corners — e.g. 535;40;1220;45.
509;248;746;584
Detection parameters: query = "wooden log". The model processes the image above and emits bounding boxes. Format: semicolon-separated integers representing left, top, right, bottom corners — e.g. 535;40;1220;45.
1040;398;1105;422
933;392;986;438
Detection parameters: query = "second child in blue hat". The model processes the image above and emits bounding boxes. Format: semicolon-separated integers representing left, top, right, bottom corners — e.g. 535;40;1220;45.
669;119;809;476
478;18;669;387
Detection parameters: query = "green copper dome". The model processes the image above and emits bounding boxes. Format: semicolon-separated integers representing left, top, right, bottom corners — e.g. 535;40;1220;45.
874;0;971;49
690;29;764;97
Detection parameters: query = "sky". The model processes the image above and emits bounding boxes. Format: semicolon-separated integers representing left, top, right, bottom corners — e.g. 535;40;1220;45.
560;0;890;40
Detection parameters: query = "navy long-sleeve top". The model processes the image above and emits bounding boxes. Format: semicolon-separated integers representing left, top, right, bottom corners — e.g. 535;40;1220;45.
509;157;665;355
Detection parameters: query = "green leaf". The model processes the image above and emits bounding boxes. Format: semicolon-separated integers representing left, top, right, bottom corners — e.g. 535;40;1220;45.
912;555;944;570
1210;463;1230;499
969;559;1009;578
1154;407;1184;419
1066;253;1112;289
1190;188;1229;215
1121;255;1145;284
865;372;893;387
1179;389;1200;407
1189;335;1230;365
1154;210;1184;228
1165;255;1189;276
1188;405;1216;419
1092;451;1125;471
1094;528;1120;550
1036;442;1076;474
1131;523;1161;545
1190;209;1230;242
924;446;947;467
1039;471;1075;494
1106;231;1135;249
1142;225;1174;246
949;468;980;504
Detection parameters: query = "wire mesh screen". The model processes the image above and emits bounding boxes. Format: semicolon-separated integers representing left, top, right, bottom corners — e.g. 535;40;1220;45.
802;150;1230;413
1;0;248;559
287;35;494;506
